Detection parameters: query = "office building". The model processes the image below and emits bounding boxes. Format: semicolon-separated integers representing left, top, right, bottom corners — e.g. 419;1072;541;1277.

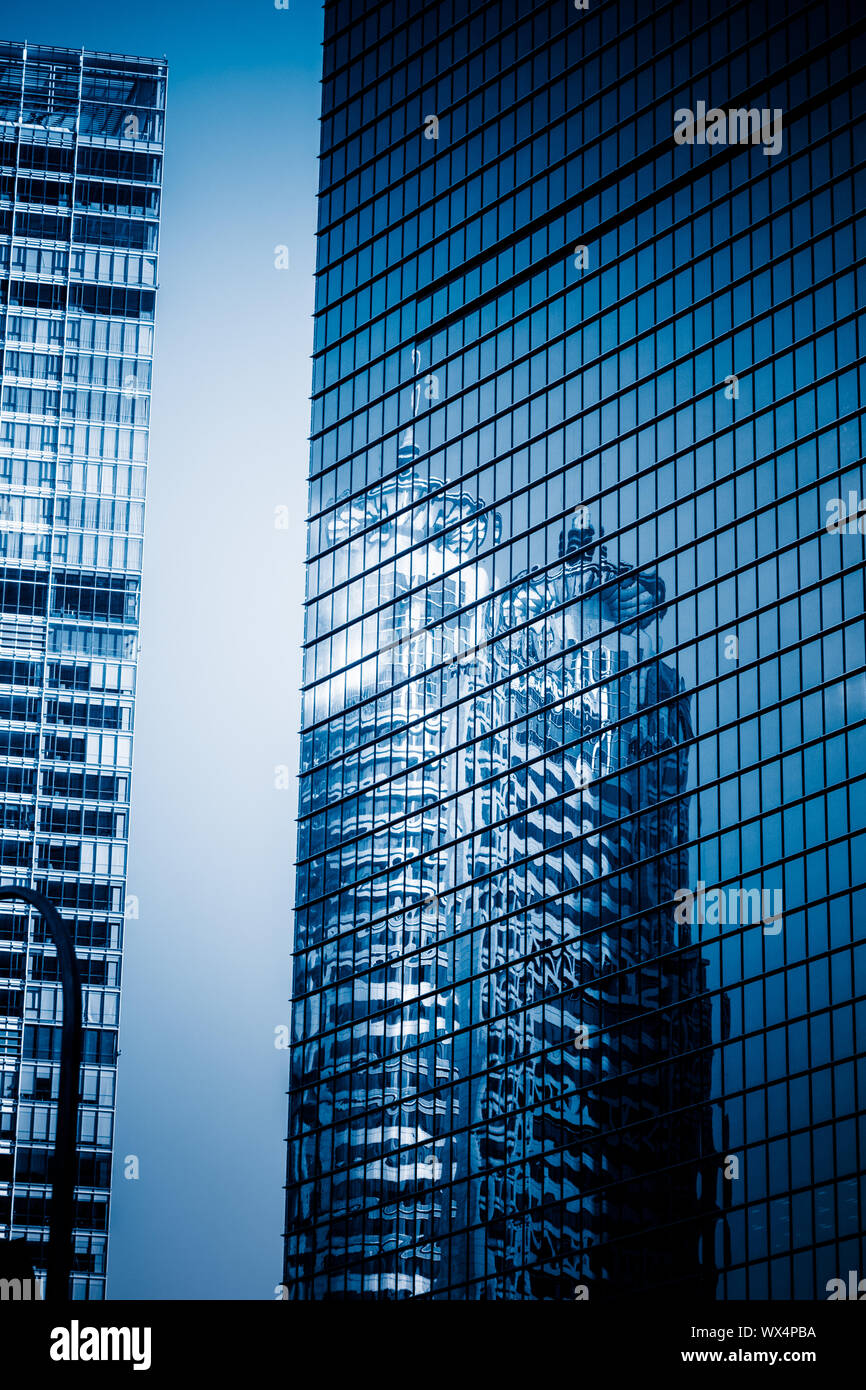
0;40;165;1299
285;0;865;1299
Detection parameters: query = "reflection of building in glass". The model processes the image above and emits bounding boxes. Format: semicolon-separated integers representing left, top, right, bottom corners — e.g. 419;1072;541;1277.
0;42;165;1298
286;0;864;1301
286;371;718;1295
469;522;717;1299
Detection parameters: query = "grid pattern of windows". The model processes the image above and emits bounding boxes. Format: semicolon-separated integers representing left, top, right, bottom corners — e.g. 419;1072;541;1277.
284;0;866;1298
0;41;164;1300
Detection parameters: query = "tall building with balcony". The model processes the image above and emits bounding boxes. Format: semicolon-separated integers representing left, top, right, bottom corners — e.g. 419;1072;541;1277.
285;0;865;1299
0;41;165;1299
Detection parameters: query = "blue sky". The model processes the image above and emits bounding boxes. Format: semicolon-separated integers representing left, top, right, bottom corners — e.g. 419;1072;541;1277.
8;0;322;1296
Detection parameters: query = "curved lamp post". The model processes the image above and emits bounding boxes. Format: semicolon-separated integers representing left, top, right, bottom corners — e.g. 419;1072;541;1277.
0;885;81;1301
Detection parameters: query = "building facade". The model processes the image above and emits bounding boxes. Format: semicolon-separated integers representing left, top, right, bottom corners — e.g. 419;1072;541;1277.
0;41;165;1299
285;0;865;1298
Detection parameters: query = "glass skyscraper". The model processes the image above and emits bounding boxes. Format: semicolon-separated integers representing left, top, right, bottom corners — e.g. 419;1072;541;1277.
0;41;165;1299
285;0;865;1299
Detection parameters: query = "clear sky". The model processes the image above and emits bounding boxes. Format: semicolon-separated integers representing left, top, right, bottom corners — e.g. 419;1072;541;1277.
6;0;322;1297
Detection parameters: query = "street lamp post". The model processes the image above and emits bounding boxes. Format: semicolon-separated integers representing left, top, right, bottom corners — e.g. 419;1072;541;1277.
0;885;82;1301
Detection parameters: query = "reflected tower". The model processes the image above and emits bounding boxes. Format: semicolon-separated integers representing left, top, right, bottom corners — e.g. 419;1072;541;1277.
285;344;719;1297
